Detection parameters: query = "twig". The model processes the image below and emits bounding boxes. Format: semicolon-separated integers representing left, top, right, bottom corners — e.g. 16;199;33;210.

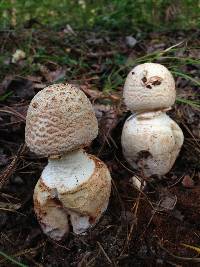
97;241;113;265
0;107;26;121
167;175;184;188
0;243;44;265
159;242;200;262
140;200;161;239
0;251;27;267
182;122;200;150
114;155;135;174
0;144;26;189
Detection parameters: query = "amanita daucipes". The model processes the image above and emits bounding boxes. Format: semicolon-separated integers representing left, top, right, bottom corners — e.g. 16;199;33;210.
121;63;184;177
25;84;111;240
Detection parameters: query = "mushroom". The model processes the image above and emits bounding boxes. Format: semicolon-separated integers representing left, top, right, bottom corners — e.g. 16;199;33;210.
121;63;184;177
123;63;176;112
25;83;98;157
25;84;111;240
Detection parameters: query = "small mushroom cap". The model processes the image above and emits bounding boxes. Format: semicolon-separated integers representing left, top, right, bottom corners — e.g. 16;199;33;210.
123;63;176;112
25;83;98;156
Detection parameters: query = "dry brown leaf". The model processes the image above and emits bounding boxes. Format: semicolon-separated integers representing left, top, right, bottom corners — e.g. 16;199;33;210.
94;103;119;140
39;64;66;82
182;175;194;188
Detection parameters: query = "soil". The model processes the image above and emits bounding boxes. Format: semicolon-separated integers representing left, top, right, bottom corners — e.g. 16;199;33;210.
0;26;200;266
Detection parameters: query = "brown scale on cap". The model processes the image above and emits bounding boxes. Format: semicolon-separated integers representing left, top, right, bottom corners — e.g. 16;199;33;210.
25;83;98;157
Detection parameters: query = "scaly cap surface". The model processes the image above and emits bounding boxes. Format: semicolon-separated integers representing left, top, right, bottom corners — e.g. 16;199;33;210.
25;83;98;156
123;63;176;112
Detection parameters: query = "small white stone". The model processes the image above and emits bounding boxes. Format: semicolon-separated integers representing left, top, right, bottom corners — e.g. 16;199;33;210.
125;36;137;47
12;49;26;63
131;176;146;190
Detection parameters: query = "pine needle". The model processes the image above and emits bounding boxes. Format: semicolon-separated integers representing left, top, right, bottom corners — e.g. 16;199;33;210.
181;243;200;254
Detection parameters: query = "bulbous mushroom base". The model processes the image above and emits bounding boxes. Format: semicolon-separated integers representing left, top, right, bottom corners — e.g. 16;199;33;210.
33;149;111;240
121;111;184;177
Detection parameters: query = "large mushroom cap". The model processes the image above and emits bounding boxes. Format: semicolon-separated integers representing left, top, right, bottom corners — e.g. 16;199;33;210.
25;83;98;156
123;63;176;112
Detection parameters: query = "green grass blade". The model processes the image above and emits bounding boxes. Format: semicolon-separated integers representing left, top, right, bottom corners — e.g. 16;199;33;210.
0;91;13;101
176;97;200;109
0;251;28;267
172;71;200;86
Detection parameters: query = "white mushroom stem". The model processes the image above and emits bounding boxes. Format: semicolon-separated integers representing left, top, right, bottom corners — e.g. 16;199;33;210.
121;111;184;177
34;149;111;240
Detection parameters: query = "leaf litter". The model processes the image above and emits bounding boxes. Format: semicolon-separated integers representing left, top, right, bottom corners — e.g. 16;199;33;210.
0;26;200;266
